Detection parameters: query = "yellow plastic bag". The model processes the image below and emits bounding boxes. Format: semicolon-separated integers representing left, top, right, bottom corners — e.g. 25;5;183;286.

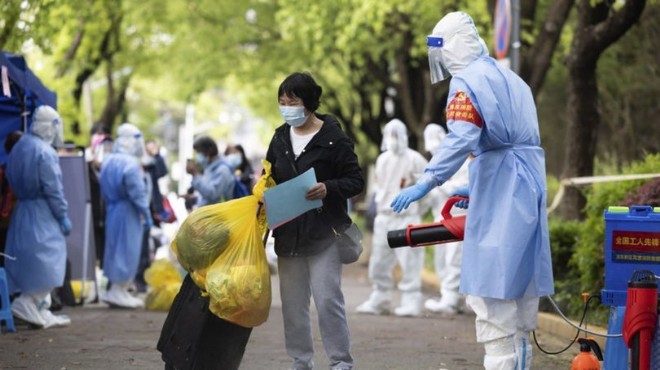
144;259;183;311
204;195;271;327
172;160;275;275
171;160;275;326
144;259;183;289
171;206;232;273
146;283;181;311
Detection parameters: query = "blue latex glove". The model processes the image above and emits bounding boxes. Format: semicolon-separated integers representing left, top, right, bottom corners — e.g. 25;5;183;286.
451;186;470;209
390;181;435;213
143;213;153;231
59;216;73;236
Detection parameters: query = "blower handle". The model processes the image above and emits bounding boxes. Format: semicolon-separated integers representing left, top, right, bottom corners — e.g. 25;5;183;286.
441;196;468;220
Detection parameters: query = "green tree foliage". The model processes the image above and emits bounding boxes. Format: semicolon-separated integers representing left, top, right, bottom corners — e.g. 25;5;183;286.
2;0;656;181
560;0;647;219
597;5;660;167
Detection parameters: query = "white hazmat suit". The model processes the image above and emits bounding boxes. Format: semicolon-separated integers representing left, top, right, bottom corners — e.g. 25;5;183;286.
356;119;428;317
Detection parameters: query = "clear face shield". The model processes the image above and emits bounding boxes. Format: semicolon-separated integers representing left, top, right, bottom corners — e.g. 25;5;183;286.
52;118;64;148
427;36;450;84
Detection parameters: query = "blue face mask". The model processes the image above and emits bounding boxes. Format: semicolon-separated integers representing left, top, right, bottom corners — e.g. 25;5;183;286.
279;105;308;127
196;153;209;169
225;153;242;169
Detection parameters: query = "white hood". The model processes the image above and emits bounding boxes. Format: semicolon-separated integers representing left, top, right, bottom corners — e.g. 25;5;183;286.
31;105;63;146
428;12;489;81
380;118;409;154
114;123;145;158
423;123;446;154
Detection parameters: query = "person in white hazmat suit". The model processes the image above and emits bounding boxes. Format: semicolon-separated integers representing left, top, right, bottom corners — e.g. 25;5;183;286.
420;123;470;315
99;123;152;309
390;12;553;370
356;119;428;317
6;105;72;328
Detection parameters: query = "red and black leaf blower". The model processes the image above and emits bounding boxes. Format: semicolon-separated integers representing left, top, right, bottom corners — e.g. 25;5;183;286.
387;196;467;249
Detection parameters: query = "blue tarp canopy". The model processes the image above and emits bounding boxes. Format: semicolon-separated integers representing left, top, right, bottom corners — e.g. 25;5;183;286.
0;51;57;164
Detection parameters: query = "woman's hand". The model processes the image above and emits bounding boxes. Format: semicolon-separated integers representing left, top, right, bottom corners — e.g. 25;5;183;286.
185;159;199;175
306;182;327;200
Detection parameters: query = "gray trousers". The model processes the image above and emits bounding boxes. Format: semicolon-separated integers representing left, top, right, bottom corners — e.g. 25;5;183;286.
278;243;353;370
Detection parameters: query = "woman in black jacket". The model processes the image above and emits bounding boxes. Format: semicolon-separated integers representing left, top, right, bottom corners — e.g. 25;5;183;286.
266;72;364;370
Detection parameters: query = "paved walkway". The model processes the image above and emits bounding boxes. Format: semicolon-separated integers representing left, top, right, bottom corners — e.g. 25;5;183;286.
0;262;578;369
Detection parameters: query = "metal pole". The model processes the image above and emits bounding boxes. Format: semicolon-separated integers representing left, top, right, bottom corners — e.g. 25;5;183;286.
81;202;92;305
511;0;521;74
177;104;195;196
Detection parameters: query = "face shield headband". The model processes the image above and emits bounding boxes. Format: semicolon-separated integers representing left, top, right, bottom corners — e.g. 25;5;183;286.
427;36;450;84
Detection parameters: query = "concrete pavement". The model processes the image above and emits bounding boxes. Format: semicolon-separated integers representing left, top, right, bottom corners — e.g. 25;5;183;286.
0;261;579;370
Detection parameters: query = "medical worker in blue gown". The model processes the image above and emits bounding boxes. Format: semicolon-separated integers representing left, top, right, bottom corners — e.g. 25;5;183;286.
391;12;553;370
6;105;73;329
100;123;152;309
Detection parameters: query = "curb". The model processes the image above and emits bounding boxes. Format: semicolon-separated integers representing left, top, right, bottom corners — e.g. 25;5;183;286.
536;312;607;350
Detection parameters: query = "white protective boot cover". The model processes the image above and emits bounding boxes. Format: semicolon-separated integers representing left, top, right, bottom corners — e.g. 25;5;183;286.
394;291;422;317
39;293;71;328
102;282;144;308
11;293;47;327
424;290;461;314
356;289;392;315
483;336;517;370
514;331;533;370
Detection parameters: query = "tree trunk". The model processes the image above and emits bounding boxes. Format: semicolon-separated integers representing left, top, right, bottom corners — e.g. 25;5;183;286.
561;60;599;219
520;0;574;97
559;0;647;219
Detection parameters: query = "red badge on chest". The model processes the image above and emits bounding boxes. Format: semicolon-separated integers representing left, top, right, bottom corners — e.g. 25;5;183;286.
446;91;483;128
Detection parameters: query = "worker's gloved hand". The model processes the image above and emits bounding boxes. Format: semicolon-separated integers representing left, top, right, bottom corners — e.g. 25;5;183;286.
391;181;435;213
451;186;469;209
143;213;153;231
59;216;73;236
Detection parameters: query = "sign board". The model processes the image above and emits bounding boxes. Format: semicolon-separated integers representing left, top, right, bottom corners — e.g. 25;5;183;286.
494;0;511;60
59;153;96;281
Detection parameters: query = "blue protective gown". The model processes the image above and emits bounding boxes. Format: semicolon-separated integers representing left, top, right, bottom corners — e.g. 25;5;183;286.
100;153;149;282
5;134;68;294
191;159;234;206
420;56;554;300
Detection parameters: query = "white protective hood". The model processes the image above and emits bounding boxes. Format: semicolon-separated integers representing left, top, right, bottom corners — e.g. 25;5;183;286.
380;118;409;154
31;105;64;146
428;12;489;83
423;123;446;154
114;123;145;158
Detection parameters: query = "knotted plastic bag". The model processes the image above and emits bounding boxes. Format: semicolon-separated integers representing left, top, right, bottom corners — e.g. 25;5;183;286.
171;207;231;273
171;160;275;327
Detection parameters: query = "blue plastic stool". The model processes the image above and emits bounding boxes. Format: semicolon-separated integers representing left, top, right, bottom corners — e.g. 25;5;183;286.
0;267;16;333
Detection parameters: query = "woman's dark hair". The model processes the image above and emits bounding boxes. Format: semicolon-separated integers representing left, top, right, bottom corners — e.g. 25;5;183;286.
225;144;248;165
193;136;218;157
278;72;323;112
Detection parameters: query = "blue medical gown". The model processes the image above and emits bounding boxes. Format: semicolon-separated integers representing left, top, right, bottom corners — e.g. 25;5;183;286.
192;159;234;206
5;134;68;294
100;153;149;282
421;56;554;300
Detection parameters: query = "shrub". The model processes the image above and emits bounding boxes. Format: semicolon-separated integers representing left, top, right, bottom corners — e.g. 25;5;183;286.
560;153;660;325
541;219;581;314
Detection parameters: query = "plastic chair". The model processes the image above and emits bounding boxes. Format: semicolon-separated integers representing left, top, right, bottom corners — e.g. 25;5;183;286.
0;267;16;333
